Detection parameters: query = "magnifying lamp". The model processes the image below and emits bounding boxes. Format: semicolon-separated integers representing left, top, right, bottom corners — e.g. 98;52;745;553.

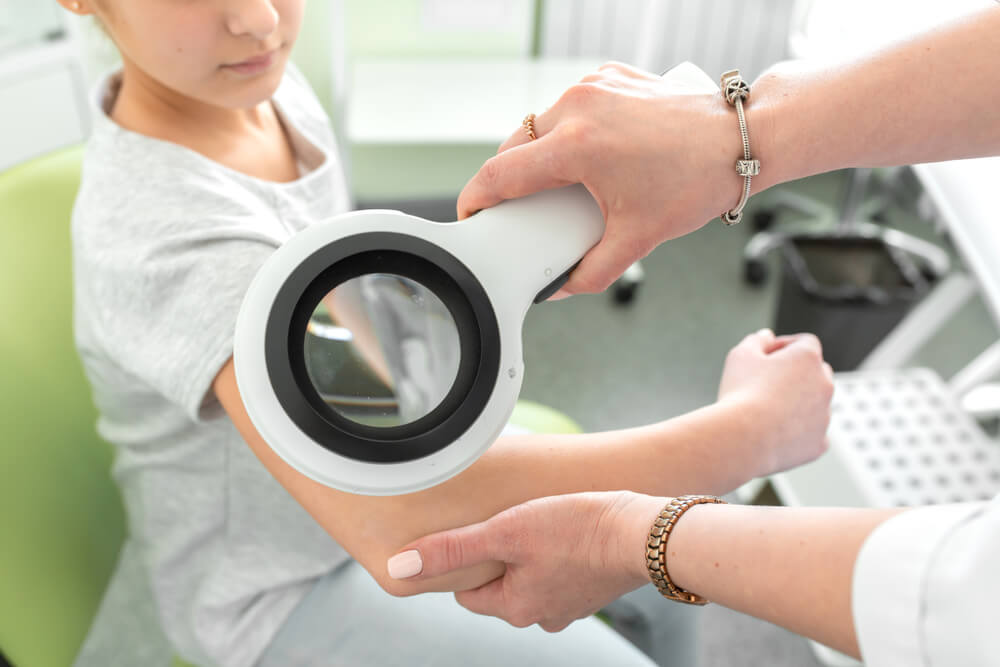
234;183;604;495
235;62;717;496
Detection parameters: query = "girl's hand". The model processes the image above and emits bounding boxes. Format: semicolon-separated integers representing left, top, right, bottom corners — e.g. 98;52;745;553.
385;491;660;632
718;329;835;477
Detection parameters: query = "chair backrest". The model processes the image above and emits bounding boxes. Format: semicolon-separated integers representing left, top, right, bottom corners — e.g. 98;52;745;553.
0;146;127;667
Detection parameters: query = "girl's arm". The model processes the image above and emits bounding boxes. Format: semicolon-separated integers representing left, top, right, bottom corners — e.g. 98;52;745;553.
213;330;832;596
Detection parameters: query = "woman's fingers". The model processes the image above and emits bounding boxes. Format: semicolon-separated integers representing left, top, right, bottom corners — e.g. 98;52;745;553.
557;239;631;296
387;514;517;581
553;217;651;296
387;522;490;580
493;61;652;158
454;577;509;620
495;106;558;154
456;136;574;220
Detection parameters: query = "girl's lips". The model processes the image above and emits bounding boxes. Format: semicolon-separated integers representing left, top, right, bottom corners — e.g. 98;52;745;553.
223;49;277;75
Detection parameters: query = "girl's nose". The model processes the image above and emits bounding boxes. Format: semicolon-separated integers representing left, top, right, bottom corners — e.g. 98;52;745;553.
226;0;279;41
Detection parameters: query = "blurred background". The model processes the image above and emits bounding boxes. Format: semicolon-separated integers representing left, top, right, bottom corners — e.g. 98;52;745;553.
2;1;998;666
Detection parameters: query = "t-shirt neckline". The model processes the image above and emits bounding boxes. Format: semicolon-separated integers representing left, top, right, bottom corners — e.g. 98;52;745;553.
93;68;331;190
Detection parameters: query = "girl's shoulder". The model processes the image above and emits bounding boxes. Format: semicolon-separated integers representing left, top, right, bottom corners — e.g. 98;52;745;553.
71;65;340;251
72;130;279;257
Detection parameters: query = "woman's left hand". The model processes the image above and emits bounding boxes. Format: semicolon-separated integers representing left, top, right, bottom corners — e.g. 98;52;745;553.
385;490;663;632
456;61;744;298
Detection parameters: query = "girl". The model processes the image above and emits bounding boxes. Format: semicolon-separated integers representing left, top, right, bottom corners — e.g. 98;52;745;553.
62;1;834;665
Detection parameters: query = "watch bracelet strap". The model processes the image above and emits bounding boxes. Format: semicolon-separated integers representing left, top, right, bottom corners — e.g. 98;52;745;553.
645;494;727;605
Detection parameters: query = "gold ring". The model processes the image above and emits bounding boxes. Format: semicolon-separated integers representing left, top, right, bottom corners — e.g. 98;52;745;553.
522;113;537;141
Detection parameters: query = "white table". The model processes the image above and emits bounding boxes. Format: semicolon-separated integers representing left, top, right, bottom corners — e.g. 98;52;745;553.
344;59;603;200
911;159;1000;326
346;59;606;145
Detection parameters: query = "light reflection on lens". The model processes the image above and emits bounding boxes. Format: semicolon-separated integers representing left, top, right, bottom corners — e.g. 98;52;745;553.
303;273;460;428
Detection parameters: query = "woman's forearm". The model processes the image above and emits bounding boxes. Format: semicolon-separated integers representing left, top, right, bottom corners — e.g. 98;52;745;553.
623;499;906;658
750;6;1000;193
618;16;994;647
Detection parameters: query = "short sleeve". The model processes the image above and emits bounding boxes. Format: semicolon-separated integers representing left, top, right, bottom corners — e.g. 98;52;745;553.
852;496;1000;666
82;183;284;423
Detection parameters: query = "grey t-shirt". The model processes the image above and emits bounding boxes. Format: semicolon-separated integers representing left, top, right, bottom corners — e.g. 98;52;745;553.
72;66;352;667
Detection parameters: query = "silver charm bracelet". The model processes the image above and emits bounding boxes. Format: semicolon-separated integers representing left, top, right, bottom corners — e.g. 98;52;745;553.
719;70;759;225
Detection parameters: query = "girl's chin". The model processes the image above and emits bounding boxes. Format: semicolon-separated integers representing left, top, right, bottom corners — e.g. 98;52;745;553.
217;68;286;109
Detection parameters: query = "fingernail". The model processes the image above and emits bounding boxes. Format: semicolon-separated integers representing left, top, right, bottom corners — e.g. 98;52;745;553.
549;288;572;301
387;550;423;579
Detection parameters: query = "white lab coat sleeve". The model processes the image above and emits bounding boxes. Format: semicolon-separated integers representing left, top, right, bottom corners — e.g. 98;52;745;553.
851;496;1000;666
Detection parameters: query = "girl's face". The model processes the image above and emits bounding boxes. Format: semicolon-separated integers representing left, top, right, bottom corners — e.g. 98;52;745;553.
66;0;305;110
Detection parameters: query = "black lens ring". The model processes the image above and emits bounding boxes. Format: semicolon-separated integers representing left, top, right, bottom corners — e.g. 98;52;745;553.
264;232;501;464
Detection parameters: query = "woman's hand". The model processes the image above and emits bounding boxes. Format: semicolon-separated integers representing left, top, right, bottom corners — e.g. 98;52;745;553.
718;329;834;477
457;61;773;298
386;491;662;631
388;487;903;657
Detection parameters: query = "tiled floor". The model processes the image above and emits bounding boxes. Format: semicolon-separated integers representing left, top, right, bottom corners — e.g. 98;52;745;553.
365;167;1000;667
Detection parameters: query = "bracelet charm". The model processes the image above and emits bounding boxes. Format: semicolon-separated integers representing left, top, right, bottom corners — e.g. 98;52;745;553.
736;159;760;177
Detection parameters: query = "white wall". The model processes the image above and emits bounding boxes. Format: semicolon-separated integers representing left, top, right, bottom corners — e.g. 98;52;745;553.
540;0;796;80
0;1;65;54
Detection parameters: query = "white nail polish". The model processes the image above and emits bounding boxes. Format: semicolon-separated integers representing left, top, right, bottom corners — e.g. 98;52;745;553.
387;550;423;579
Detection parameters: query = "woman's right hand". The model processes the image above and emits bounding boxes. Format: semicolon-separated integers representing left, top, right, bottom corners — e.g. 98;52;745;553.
717;329;835;477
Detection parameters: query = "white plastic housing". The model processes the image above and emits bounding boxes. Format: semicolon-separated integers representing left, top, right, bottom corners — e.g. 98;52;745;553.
234;184;604;495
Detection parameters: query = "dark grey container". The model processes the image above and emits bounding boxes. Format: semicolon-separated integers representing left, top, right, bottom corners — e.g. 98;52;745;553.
773;235;931;371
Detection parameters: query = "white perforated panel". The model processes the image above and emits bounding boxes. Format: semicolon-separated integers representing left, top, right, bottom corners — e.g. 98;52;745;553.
830;368;1000;507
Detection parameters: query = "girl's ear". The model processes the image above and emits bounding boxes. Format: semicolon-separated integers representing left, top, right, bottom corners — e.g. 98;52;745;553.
58;0;92;16
59;0;114;41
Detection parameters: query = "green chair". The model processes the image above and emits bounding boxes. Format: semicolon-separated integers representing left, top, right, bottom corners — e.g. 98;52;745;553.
0;147;196;667
0;145;127;667
0;146;582;667
510;400;582;436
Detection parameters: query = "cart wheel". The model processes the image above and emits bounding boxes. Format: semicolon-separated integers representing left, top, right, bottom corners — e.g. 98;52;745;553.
919;264;940;285
752;210;776;232
744;259;768;286
613;281;640;305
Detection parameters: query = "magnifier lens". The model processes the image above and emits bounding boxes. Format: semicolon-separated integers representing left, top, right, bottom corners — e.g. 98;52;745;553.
303;273;461;428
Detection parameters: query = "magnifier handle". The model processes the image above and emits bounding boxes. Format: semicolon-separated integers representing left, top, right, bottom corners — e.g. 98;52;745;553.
466;183;605;302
